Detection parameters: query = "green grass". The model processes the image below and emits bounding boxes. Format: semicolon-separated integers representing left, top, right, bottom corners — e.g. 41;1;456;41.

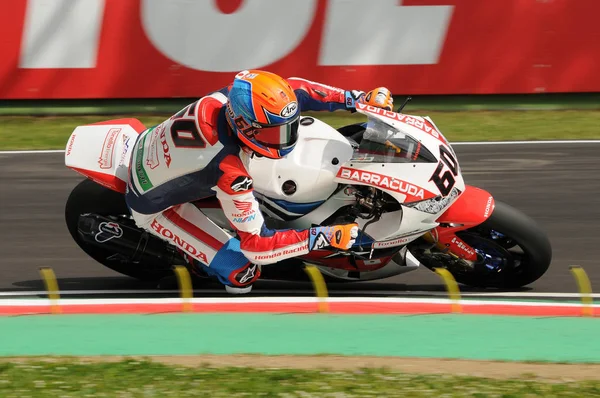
0;359;598;397
1;110;599;150
2;93;600;115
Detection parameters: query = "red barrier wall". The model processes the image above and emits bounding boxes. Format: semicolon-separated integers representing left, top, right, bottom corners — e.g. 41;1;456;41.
1;0;598;99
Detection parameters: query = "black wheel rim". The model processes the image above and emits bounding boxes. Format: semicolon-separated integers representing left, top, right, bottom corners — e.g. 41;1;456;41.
454;228;528;283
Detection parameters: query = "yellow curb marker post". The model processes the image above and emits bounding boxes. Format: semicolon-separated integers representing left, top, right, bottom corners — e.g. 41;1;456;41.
304;265;329;313
434;268;462;313
174;266;193;312
569;265;593;317
39;267;61;314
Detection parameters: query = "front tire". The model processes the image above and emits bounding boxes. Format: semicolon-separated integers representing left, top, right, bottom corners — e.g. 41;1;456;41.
65;179;171;281
411;201;552;288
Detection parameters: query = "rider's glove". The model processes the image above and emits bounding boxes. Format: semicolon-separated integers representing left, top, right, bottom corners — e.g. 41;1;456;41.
345;90;365;110
309;223;359;251
359;87;394;111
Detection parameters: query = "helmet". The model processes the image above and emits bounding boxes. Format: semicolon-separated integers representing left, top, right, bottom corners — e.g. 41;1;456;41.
226;70;300;159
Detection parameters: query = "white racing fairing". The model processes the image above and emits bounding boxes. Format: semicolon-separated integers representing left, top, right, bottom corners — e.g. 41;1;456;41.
248;106;465;229
64;119;144;193
248;117;354;204
246;103;466;280
334;103;465;242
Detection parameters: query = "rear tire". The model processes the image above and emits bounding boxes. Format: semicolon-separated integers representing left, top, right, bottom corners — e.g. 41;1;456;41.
65;179;171;281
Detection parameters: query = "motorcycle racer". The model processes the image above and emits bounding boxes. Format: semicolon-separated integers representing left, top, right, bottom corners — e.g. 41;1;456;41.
125;70;393;293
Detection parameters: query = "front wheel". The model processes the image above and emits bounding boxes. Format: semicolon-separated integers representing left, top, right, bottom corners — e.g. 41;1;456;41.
409;201;552;288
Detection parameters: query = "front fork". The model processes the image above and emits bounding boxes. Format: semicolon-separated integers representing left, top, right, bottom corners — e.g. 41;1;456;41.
424;185;496;263
423;226;478;262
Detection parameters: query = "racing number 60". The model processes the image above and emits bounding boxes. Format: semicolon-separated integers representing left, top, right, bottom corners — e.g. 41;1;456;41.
169;102;207;148
170;120;206;148
430;145;458;196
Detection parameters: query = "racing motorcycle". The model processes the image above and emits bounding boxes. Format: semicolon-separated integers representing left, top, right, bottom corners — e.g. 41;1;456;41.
64;102;552;289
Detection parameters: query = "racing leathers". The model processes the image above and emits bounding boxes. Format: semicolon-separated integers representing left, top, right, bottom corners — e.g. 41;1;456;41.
125;78;378;290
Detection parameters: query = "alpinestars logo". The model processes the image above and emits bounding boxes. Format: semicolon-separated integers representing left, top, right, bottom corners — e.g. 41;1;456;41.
231;176;253;192
236;264;259;285
312;233;330;250
95;222;123;243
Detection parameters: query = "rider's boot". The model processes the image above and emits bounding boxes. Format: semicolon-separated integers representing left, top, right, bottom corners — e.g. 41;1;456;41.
225;284;253;294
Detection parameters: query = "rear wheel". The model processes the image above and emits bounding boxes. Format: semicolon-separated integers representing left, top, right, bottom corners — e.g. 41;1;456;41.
65;179;171;281
409;201;552;288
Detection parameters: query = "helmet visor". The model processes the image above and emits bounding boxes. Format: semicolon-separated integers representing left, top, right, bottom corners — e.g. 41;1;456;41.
254;118;299;150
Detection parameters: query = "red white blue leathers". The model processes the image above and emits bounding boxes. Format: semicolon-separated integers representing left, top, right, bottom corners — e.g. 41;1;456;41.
126;78;361;288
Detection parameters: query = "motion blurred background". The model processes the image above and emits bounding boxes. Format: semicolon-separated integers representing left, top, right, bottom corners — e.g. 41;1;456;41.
2;0;600;107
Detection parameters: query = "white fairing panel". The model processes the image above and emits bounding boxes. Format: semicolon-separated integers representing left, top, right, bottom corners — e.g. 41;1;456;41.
65;123;139;182
335;107;465;206
335;162;441;204
248;117;354;203
330;105;465;243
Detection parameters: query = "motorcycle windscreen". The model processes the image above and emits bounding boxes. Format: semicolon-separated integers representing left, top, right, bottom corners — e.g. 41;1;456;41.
352;119;437;164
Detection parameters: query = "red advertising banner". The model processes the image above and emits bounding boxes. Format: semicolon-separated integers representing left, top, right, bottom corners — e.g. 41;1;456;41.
1;0;599;99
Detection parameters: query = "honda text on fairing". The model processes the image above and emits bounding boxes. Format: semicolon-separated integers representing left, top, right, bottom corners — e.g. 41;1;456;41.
64;104;552;289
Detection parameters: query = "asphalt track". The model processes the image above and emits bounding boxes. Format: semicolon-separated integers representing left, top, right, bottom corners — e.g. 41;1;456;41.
0;143;598;297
